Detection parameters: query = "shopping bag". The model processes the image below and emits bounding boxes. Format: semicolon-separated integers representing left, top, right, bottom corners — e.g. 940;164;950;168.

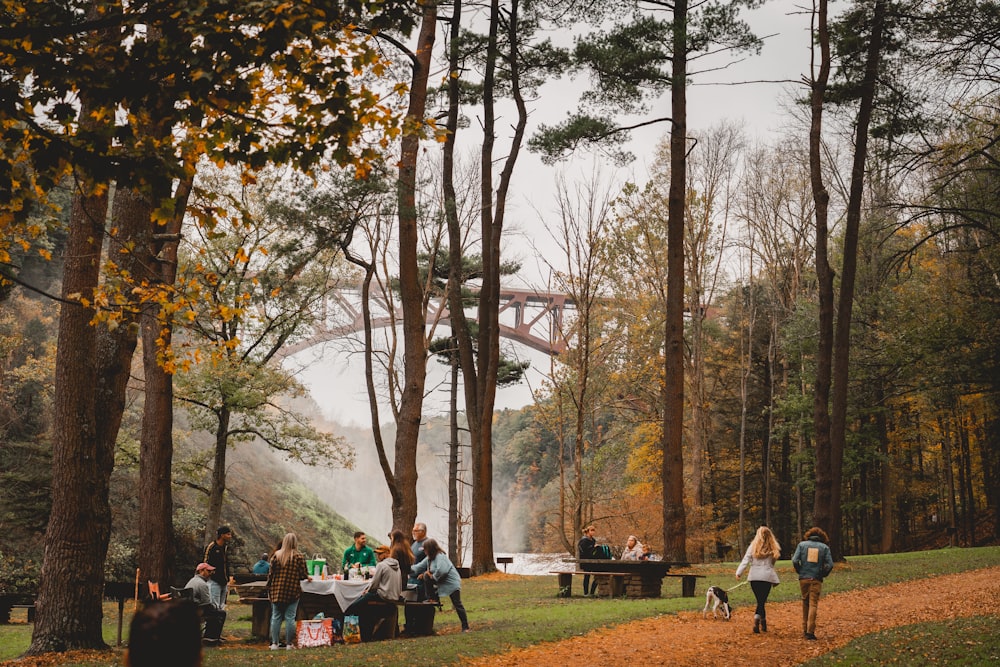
343;614;361;644
296;618;333;648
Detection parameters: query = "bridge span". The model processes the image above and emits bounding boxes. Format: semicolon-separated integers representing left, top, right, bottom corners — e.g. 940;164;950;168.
283;286;576;357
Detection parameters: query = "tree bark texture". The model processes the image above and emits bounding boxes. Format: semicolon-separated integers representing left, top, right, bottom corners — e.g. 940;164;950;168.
29;150;113;655
662;0;688;562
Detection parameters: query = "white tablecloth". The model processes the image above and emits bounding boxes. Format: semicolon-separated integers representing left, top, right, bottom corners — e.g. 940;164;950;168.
300;578;369;612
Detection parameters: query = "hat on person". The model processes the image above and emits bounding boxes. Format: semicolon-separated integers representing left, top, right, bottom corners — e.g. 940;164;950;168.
196;562;216;572
374;545;390;557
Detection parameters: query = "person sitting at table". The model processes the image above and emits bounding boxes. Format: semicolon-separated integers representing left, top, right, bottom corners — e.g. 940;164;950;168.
342;531;377;574
388;529;415;582
344;544;403;640
126;599;203;667
183;563;227;645
621;535;644;560
252;553;271;575
411;538;470;632
268;532;312;650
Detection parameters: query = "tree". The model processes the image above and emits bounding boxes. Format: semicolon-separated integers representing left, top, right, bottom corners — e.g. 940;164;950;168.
174;169;355;544
530;0;763;561
1;0;415;653
810;0;887;558
392;0;438;534
538;171;617;550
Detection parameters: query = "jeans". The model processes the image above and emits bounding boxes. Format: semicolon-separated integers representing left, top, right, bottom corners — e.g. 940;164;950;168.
750;580;774;620
799;578;823;634
207;580;228;609
198;604;227;640
270;599;299;646
581;575;598;596
448;590;469;630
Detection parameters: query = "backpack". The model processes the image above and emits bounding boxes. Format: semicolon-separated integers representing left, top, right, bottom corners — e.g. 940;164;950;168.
594;544;612;560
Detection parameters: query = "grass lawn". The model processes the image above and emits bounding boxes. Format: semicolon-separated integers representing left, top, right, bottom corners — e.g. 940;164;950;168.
1;545;997;666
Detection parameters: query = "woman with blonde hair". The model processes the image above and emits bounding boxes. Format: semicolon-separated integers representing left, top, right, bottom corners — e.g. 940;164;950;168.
735;525;781;634
267;532;311;649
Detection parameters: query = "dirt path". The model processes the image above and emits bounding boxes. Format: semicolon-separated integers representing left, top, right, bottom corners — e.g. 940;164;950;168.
465;566;1000;666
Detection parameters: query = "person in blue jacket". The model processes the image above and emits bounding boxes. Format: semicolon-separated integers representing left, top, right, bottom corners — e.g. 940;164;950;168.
791;526;835;640
410;538;470;632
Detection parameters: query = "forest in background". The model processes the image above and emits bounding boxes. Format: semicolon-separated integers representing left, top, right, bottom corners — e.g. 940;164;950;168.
3;0;1000;656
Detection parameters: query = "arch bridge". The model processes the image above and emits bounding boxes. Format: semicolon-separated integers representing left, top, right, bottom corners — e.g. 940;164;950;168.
283;286;576;357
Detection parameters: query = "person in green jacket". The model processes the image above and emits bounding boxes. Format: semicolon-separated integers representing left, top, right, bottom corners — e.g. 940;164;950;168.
342;531;377;573
791;526;834;640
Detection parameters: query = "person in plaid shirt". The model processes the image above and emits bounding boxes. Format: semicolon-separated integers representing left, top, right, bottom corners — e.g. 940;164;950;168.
267;532;312;649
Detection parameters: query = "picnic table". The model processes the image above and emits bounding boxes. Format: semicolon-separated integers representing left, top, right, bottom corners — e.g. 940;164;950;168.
236;578;437;642
553;559;699;598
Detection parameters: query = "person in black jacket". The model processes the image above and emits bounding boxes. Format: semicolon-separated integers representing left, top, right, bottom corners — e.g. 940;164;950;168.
203;526;234;609
577;525;599;596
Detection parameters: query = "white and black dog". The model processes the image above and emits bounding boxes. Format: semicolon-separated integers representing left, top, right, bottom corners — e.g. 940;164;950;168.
702;585;732;620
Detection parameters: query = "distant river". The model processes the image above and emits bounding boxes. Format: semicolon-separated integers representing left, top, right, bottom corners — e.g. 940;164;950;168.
491;553;568;575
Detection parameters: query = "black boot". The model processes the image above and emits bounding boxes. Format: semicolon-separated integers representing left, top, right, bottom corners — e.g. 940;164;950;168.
761;618;767;632
753;614;760;633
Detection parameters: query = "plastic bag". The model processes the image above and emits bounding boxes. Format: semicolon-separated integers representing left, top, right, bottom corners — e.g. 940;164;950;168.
296;618;333;647
343;614;361;644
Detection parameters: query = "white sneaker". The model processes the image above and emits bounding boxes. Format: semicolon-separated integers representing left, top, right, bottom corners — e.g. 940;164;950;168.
285;644;294;650
269;644;280;650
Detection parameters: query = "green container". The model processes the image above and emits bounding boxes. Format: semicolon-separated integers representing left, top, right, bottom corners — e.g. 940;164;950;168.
306;559;326;576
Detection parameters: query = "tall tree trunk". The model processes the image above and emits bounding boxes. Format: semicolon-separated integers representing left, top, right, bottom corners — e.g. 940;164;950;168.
137;171;186;586
442;0;467;566
809;0;836;549
662;0;688;562
205;407;232;545
464;0;528;575
29;117;114;654
28;11;124;642
393;0;437;531
827;0;885;558
448;347;460;563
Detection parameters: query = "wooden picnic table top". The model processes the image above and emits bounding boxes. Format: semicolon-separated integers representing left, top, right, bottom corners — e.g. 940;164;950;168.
575;559;689;577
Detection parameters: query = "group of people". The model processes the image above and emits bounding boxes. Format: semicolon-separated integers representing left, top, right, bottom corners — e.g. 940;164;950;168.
735;525;835;640
576;526;651;596
578;522;836;641
265;522;470;649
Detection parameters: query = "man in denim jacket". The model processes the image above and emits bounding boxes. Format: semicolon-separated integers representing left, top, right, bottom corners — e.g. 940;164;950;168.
791;526;834;640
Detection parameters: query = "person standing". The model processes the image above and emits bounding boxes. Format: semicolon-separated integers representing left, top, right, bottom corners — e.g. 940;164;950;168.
183;563;228;644
577;525;599;596
407;523;428;599
202;526;234;609
735;525;781;633
411;538;470;632
267;532;312;650
791;526;835;640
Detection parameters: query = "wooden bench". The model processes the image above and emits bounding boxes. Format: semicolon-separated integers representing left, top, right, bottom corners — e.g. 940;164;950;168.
0;593;35;624
664;572;705;597
550;571;630;598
